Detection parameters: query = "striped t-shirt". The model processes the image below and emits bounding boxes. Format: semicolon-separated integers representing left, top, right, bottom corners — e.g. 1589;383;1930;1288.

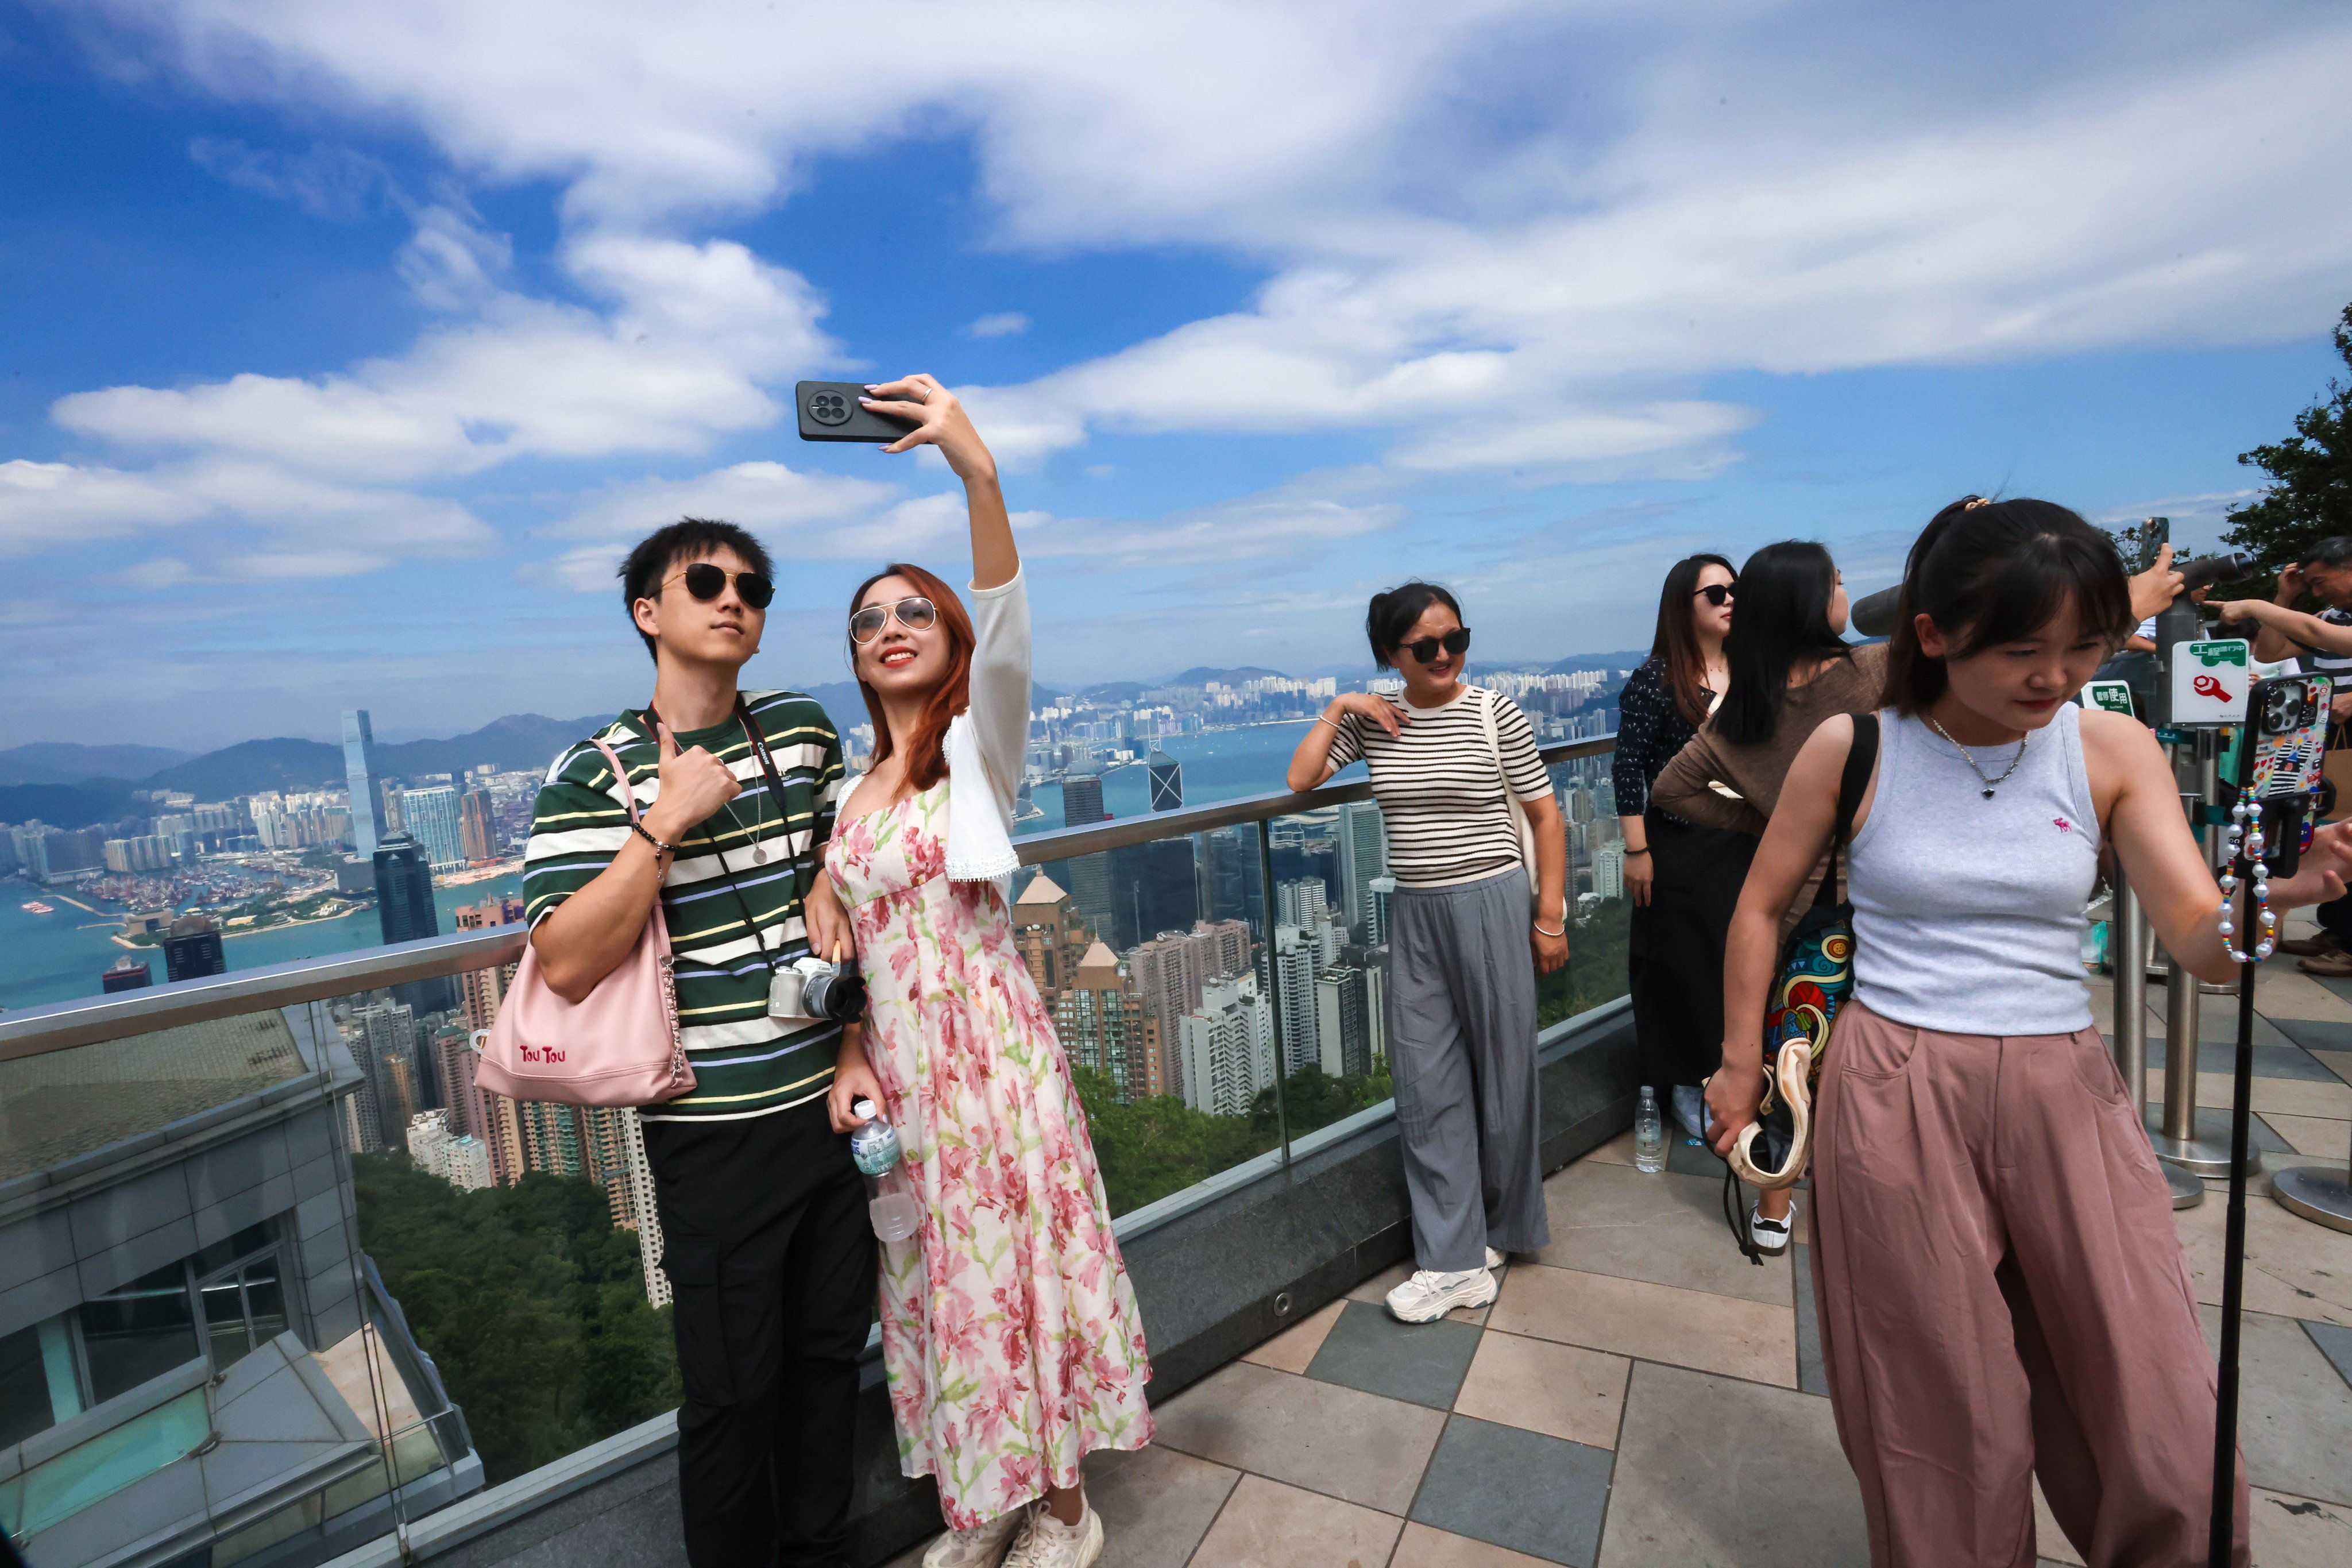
1324;687;1552;887
523;692;845;1123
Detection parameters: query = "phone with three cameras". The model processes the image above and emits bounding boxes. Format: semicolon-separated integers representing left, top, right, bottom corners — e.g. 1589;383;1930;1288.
795;380;920;443
2233;674;2332;879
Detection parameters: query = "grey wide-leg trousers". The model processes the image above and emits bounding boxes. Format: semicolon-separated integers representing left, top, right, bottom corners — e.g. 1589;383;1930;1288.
1386;867;1551;1273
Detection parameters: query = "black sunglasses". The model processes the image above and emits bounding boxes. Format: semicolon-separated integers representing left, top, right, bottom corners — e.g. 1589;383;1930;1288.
666;562;775;610
1399;627;1471;664
1694;583;1735;608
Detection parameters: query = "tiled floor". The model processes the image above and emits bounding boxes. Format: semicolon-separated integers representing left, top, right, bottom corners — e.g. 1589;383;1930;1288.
889;948;2352;1568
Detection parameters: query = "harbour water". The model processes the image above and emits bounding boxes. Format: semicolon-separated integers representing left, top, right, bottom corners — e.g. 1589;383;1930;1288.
2;721;1333;1015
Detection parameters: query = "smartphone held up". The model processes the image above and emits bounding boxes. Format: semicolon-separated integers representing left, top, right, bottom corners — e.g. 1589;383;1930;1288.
795;380;920;443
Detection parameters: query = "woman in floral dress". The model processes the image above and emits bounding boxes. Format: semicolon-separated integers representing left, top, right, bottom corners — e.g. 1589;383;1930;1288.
824;375;1150;1568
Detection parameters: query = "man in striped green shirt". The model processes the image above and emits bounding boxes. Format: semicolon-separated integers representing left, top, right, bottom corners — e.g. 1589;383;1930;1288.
525;517;871;1568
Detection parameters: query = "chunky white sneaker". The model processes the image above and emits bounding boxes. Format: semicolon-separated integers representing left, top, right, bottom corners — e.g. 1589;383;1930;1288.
1484;1246;1505;1270
1672;1084;1709;1142
1003;1502;1103;1568
1749;1198;1795;1256
1385;1267;1499;1323
923;1504;1026;1568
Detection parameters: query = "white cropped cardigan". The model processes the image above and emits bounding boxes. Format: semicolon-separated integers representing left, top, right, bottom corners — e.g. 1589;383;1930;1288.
940;567;1030;882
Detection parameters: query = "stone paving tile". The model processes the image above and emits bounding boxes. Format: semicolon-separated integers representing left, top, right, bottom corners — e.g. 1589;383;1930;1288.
1595;1362;1867;1568
2273;1017;2352;1054
2174;1183;2352;1326
2199;1306;2352;1506
2144;1067;2352;1120
1086;1444;1241;1568
1530;1161;1792;1307
2247;970;2352;1023
2246;1489;2352;1567
1791;1242;1828;1397
2307;1319;2352;1387
1306;1300;1483;1411
1185;1474;1403;1568
2266;1111;2352;1157
2144;1034;2340;1081
1389;1520;1559;1568
1150;1360;1446;1515
1489;1261;1797;1388
1349;1261;1499;1327
1450;1328;1628;1450
1409;1413;1613;1567
2315;1048;2352;1087
1241;1297;1346;1374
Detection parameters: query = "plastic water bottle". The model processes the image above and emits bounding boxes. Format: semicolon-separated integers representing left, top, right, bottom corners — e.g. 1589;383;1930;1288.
1634;1086;1666;1173
849;1100;920;1242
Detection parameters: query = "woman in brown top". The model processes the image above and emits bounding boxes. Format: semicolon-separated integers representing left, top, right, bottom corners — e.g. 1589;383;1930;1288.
1651;540;1874;1251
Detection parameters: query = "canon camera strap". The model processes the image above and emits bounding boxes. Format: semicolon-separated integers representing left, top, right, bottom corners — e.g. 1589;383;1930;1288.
638;698;814;975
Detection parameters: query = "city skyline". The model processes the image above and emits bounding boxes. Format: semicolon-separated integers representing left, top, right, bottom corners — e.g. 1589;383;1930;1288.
4;7;2347;750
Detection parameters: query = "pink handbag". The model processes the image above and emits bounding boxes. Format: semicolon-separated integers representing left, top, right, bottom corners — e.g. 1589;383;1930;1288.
474;736;694;1106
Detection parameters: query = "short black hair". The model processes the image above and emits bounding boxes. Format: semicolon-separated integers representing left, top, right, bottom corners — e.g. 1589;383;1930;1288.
619;518;773;661
2298;536;2352;570
1366;581;1463;668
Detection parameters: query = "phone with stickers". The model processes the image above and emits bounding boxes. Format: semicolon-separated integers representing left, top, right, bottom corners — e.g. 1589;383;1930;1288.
2231;674;2332;878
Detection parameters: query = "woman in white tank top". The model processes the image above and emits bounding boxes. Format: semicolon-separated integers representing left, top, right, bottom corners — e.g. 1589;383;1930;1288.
1706;498;2352;1568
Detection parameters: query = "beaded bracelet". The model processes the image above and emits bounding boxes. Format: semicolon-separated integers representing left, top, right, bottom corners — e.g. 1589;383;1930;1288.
632;821;682;858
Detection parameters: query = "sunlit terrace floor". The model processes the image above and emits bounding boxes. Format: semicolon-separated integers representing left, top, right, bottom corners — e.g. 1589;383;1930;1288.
886;944;2352;1568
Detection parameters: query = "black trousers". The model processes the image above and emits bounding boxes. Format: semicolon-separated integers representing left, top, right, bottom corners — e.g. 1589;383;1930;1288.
1626;813;1756;1092
643;1098;878;1568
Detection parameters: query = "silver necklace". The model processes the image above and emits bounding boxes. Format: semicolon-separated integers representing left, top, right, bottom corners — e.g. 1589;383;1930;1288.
1925;714;2027;799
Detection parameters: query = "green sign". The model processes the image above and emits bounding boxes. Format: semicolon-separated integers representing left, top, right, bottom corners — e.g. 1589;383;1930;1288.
2084;680;2135;715
2189;640;2250;669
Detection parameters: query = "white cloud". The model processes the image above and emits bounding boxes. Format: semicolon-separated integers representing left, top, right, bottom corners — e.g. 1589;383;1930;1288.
966;312;1030;339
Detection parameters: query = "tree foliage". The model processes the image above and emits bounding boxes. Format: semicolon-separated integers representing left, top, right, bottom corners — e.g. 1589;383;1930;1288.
2223;302;2352;581
355;1156;681;1484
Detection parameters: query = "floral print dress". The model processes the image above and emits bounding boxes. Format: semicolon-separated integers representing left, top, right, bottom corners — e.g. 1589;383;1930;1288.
825;779;1153;1528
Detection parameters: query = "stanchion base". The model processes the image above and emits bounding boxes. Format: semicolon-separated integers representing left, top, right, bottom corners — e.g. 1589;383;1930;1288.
2164;1161;2205;1210
2272;1166;2352;1234
2145;1109;2263;1179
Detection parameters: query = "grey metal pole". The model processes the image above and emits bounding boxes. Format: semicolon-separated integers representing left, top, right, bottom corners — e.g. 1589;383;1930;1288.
2110;873;2203;1207
2149;729;2258;1177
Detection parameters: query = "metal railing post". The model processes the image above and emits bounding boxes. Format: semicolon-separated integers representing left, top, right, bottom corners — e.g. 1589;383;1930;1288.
2112;872;2203;1208
1256;818;1292;1168
2149;728;2257;1178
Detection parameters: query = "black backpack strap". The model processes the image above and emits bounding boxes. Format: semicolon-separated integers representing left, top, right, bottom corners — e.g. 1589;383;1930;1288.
1813;712;1880;912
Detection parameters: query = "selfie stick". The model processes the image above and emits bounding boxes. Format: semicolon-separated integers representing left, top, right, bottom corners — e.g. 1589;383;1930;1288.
2207;859;2254;1568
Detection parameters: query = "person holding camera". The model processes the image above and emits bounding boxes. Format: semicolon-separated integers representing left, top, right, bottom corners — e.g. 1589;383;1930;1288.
523;519;865;1568
822;376;1149;1568
1707;499;2352;1566
1612;553;1744;1148
1285;582;1567;1323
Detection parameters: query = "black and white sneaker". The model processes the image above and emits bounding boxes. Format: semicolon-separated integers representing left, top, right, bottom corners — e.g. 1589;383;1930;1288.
1748;1198;1794;1256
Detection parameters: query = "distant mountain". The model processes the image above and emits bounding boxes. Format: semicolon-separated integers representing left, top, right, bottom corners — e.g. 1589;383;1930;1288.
375;713;615;781
0;778;141;831
1159;666;1290;688
1076;682;1149;705
142;739;347;798
0;742;193;786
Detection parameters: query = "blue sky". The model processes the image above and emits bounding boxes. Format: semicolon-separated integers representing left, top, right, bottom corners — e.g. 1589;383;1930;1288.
3;1;2348;751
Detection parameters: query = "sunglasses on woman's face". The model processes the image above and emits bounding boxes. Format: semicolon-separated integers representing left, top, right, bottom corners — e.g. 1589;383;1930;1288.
1694;583;1735;608
1401;627;1472;663
666;562;775;610
850;596;939;644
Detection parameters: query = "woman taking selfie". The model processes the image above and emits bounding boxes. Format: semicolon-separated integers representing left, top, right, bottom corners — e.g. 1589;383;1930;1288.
824;375;1148;1568
1286;583;1567;1323
1612;553;1740;1144
1651;539;1874;1252
1707;499;2352;1566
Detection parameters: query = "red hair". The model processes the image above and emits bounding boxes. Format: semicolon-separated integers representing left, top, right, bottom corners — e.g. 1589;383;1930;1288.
849;562;975;790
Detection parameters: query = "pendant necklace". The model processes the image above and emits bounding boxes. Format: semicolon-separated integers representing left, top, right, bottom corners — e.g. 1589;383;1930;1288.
1925;714;2027;799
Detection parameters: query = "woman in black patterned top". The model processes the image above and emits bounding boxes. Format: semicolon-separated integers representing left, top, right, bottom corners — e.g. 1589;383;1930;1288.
1612;554;1745;1142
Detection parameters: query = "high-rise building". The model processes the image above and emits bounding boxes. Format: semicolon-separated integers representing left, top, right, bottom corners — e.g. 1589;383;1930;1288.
352;1001;422;1147
163;914;225;982
1272;925;1321;1074
516;1099;584;1178
1593;841;1626;902
1316;965;1373;1079
1147;747;1184;813
1057;772;1113;939
342;709;386;856
451;898;523;1033
401;786;465;872
458;788;499;863
1201;825;1265;937
1012;872;1090;1000
1179;973;1276;1117
101;956;153;992
375;834;457;1013
1368;876;1396;947
1276;878;1330;931
406;1110;496;1192
1336;802;1388;934
1107;836;1199;950
432;1026;488;1141
579;1106;669;1307
1127;918;1255;1098
1060;773;1107;827
1053;942;1156;1102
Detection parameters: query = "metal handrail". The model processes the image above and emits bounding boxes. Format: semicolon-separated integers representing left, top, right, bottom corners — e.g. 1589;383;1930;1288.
0;735;1616;1062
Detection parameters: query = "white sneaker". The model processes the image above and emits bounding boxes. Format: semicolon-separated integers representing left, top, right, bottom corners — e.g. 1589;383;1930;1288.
1749;1198;1795;1256
1003;1502;1103;1568
1484;1246;1505;1269
1672;1084;1709;1142
924;1505;1026;1568
1385;1267;1499;1323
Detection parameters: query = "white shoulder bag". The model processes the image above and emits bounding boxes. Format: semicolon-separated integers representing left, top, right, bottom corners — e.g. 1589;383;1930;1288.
1476;686;1553;921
